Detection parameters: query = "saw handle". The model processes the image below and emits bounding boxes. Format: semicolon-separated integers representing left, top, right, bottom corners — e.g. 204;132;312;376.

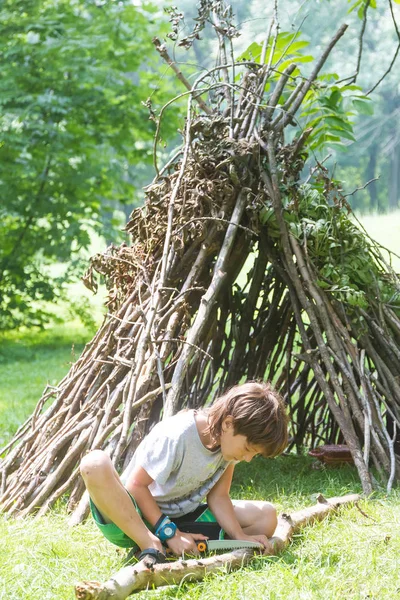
165;541;208;556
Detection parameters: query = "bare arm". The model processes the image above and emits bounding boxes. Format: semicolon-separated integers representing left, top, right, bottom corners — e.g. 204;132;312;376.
126;465;163;526
126;465;207;555
207;464;271;548
206;464;245;539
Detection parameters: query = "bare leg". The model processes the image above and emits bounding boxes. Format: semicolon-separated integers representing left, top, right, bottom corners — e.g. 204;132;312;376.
80;450;162;552
232;499;277;537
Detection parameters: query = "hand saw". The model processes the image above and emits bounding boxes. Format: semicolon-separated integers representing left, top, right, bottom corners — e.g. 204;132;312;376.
196;539;263;553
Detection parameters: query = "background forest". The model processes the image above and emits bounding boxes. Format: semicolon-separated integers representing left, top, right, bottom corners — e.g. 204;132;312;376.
1;0;399;332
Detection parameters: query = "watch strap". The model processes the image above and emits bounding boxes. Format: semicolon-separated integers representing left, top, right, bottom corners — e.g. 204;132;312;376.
154;513;168;531
137;548;167;564
155;514;177;541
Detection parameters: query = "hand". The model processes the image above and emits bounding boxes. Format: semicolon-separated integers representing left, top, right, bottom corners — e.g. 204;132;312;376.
166;529;208;556
238;533;274;555
147;533;166;555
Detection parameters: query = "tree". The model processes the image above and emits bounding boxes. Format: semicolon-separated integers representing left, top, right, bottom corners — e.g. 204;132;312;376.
292;0;400;212
0;0;181;329
206;0;400;213
1;0;400;520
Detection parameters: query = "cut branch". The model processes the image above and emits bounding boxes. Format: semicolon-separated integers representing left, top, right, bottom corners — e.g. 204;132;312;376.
74;493;360;600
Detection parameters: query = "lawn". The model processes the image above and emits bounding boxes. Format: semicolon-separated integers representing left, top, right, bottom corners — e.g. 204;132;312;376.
0;324;399;600
1;211;399;599
0;323;95;447
357;209;400;271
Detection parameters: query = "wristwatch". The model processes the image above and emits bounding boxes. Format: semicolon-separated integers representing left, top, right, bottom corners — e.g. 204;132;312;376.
154;514;177;542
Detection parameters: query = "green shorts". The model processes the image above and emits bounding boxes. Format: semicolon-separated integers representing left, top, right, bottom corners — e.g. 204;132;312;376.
90;494;224;550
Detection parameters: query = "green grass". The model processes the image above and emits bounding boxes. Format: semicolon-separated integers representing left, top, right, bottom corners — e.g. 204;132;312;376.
0;457;399;599
0;323;98;448
1;212;400;599
1;326;399;599
357;209;400;271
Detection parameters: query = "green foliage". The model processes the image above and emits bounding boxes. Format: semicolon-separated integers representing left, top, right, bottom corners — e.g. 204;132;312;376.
301;82;375;151
288;185;372;309
347;0;400;13
0;0;179;329
239;0;399;214
348;0;376;19
237;31;314;72
294;184;399;311
261;182;399;316
315;0;400;213
238;31;373;153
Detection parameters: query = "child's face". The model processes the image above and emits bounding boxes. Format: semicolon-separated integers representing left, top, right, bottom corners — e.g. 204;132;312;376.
219;416;263;462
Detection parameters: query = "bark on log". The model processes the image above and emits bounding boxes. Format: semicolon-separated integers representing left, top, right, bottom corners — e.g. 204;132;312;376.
74;493;360;600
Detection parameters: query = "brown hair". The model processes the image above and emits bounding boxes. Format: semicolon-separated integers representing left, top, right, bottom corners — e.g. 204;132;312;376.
206;381;288;458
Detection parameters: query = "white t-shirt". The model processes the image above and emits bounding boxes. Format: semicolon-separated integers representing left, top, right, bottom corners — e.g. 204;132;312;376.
121;410;230;517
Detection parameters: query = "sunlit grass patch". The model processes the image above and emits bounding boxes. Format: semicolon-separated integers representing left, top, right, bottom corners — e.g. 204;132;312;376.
232;454;363;511
1;469;398;600
357;210;400;271
0;508;121;600
0;323;95;447
165;493;400;600
1;286;400;599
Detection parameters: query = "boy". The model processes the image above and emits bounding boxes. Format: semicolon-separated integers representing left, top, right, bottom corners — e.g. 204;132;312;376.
80;381;288;561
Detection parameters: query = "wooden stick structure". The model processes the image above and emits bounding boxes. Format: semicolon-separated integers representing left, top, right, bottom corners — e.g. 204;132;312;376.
74;493;360;600
1;0;399;521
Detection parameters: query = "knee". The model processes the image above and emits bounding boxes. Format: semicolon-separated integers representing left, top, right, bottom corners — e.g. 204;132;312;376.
80;450;112;485
262;502;277;537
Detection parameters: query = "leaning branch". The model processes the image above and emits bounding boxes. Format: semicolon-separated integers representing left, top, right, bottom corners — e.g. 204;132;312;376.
367;0;400;95
274;23;348;130
153;37;213;115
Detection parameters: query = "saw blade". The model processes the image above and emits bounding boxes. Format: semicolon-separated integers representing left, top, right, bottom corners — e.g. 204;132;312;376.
197;539;263;552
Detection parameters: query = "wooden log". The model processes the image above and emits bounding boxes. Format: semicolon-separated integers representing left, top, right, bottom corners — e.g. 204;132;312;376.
74;493;360;599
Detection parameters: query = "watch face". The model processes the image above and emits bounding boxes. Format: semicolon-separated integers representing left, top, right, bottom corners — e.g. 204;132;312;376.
164;525;174;537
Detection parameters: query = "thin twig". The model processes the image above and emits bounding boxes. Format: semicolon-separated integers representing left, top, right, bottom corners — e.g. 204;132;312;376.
339;0;370;85
367;0;400;95
343;177;380;198
153;38;212;115
152;338;213;361
277;24;348;131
